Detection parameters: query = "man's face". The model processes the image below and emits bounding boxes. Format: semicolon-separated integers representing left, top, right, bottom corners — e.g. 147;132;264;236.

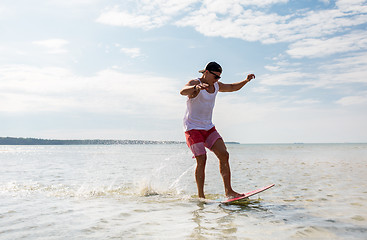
207;70;221;84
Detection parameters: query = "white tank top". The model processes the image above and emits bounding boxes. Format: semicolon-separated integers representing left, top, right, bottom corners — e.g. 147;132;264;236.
183;79;219;131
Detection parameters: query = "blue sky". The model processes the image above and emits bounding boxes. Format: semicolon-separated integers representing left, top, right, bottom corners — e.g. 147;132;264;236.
1;0;366;143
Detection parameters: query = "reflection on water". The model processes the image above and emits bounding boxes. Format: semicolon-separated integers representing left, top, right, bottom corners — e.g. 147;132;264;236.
190;198;275;239
191;201;238;239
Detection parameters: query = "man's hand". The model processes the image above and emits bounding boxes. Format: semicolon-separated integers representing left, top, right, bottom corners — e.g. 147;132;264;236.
195;82;209;90
246;74;255;82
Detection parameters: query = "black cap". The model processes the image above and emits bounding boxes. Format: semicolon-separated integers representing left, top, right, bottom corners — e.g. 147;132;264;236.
199;61;222;73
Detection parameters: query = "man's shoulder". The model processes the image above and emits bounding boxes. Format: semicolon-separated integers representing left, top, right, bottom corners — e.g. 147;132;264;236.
217;81;227;92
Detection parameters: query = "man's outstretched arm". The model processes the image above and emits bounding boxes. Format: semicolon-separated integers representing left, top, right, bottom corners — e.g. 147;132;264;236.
218;74;255;92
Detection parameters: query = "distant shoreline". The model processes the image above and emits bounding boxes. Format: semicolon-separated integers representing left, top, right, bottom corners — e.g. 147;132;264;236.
1;137;363;145
0;137;184;145
0;137;243;145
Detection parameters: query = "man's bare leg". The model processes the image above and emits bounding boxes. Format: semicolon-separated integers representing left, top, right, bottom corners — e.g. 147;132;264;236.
195;154;207;198
211;138;244;198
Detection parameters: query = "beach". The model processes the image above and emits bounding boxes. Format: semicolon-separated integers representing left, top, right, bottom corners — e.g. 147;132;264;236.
1;143;366;239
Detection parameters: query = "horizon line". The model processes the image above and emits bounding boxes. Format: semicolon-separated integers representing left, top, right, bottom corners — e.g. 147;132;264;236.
0;137;366;145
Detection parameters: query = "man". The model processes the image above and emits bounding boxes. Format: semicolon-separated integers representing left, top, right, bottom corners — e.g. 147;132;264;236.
180;61;255;199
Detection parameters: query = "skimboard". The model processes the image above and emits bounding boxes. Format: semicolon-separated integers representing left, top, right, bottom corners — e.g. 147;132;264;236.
221;184;275;204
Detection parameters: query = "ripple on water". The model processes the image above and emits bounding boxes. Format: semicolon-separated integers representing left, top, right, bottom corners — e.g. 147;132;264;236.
293;226;340;239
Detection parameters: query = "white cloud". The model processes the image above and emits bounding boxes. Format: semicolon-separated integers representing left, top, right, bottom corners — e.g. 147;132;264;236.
263;51;367;90
260;71;311;86
0;65;182;119
120;48;143;58
96;1;199;29
32;39;69;54
320;51;367;73
178;3;367;44
316;52;367;87
96;0;367;61
96;7;166;29
264;65;281;72
287;31;367;58
96;0;290;31
294;99;320;105
47;0;103;6
150;0;200;15
336;95;367;106
251;86;269;93
336;0;367;13
177;8;290;42
237;0;289;7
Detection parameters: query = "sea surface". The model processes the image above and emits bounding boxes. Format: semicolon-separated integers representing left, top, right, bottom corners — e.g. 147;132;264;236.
0;143;366;239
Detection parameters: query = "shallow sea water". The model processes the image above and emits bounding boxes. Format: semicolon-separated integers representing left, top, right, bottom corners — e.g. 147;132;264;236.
0;143;366;239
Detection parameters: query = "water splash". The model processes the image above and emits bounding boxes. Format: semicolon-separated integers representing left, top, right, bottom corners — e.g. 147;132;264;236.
133;161;196;197
169;163;195;193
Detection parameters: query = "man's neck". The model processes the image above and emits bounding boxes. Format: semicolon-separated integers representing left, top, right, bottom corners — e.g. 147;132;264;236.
200;77;211;85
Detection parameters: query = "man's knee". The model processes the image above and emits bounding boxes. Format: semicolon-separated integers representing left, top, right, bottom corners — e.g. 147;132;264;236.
216;149;229;161
196;154;207;167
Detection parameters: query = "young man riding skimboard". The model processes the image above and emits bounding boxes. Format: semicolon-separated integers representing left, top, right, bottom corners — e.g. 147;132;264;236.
180;62;255;199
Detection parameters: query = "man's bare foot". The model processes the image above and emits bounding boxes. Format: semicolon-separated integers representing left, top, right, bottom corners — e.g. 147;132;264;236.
226;191;245;199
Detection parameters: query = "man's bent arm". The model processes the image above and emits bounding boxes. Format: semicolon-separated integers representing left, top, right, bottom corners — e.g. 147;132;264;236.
180;79;199;96
180;84;197;96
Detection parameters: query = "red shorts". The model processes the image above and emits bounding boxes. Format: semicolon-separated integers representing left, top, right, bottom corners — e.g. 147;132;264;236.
185;127;222;157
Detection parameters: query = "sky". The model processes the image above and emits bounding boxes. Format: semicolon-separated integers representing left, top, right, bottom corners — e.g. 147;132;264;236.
0;0;366;143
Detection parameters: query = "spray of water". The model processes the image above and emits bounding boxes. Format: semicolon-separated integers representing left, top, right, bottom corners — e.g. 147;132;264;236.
169;163;195;193
135;158;196;197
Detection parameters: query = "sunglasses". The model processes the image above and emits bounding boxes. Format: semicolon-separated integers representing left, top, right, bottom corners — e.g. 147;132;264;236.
209;71;221;79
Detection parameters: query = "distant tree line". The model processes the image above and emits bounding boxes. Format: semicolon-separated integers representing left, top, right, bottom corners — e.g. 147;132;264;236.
0;137;183;145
